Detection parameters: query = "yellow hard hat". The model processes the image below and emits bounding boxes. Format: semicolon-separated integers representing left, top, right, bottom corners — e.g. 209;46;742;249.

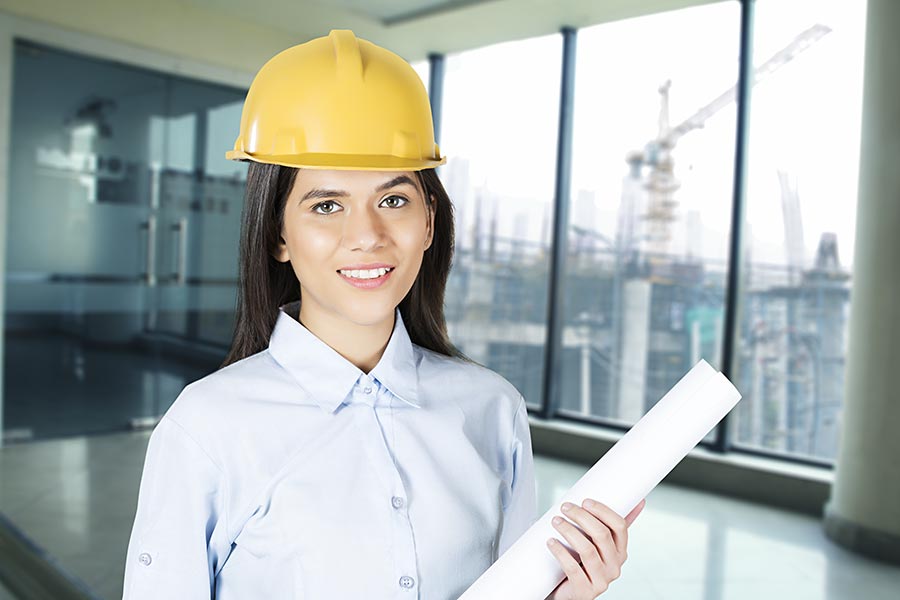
226;29;445;171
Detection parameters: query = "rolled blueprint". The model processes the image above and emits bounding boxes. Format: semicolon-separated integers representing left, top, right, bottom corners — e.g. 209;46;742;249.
459;359;741;600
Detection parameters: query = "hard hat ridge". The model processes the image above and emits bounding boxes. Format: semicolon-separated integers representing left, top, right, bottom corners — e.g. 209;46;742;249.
331;29;363;83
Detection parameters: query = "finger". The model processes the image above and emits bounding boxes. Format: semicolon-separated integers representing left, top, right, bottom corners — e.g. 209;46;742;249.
551;514;607;586
559;503;620;566
546;535;591;591
625;498;646;527
579;499;628;556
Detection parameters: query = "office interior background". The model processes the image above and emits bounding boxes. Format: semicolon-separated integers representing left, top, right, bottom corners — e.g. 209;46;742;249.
0;0;898;598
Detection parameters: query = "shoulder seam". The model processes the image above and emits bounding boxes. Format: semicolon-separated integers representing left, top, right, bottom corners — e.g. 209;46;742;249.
161;414;231;544
162;414;225;475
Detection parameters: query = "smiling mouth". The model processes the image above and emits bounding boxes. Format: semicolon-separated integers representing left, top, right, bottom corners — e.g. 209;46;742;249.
336;266;395;280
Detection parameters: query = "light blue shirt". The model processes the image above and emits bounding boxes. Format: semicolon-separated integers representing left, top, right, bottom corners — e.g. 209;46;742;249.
123;300;537;599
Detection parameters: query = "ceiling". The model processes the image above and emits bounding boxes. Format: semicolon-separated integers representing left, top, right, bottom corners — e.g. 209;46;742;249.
309;0;492;25
186;0;721;62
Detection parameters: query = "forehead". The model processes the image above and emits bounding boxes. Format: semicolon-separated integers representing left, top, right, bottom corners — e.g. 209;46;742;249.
291;169;421;193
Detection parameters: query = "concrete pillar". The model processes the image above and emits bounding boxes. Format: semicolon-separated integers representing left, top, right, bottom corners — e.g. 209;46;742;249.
823;0;900;565
617;278;651;422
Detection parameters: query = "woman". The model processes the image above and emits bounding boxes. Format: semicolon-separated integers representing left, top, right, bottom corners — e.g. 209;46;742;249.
123;29;644;599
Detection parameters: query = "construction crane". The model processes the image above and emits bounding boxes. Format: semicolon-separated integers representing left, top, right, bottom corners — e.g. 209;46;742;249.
778;169;806;285
624;24;832;259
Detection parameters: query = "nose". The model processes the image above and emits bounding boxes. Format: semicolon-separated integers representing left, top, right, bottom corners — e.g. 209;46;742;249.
341;204;386;252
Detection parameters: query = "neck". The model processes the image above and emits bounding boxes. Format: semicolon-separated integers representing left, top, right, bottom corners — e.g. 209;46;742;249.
296;300;394;374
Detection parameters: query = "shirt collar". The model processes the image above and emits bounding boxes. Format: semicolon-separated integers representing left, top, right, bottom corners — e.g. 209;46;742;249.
267;300;421;414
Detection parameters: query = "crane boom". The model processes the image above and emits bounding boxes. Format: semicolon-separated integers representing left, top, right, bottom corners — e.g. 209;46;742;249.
665;24;831;146
623;23;833;260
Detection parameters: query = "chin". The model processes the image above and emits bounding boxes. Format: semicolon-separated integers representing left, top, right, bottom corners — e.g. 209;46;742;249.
338;300;398;327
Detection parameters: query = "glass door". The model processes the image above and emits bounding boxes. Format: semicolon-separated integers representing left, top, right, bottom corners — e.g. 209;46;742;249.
149;78;247;348
2;40;247;441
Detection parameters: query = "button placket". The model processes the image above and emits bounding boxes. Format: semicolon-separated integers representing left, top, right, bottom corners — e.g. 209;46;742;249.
347;392;419;596
362;374;374;395
354;375;376;407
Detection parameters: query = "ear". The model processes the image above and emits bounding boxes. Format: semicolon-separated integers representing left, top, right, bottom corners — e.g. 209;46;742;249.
424;194;436;251
273;234;291;263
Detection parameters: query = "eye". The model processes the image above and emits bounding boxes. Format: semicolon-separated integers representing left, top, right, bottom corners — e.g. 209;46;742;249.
311;200;341;215
381;195;409;209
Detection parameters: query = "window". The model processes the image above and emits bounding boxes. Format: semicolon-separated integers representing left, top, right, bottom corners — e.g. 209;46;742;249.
733;0;866;463
439;34;562;407
411;59;429;96
560;2;741;427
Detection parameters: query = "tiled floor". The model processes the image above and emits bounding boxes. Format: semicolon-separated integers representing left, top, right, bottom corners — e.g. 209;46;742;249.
1;432;899;599
534;455;900;600
0;432;147;599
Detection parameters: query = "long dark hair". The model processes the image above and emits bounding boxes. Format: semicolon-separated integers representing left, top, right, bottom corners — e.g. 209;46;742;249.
220;163;475;369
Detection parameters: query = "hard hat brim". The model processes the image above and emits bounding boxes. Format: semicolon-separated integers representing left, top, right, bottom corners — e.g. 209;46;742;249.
225;149;446;172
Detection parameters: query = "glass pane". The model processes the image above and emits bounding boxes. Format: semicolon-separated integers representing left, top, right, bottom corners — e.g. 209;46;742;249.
440;34;562;409
3;41;174;440
560;2;741;429
152;78;247;345
1;40;248;598
733;0;866;463
411;59;430;96
2;41;246;443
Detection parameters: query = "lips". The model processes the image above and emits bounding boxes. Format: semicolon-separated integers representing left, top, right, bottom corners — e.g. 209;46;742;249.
336;263;395;271
337;266;394;277
337;266;395;289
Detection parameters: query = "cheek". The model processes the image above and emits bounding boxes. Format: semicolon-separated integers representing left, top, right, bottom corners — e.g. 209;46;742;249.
398;229;429;280
283;225;337;276
395;214;430;248
298;228;336;254
399;226;428;249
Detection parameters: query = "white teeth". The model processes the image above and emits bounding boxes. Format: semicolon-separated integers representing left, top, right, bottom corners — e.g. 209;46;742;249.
339;267;393;279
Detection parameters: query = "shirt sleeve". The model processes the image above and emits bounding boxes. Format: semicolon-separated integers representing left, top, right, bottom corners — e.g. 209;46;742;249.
123;414;230;599
497;394;538;558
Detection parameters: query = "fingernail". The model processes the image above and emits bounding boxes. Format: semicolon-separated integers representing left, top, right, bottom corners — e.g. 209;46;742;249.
583;498;596;508
552;516;563;525
547;538;557;546
561;502;573;512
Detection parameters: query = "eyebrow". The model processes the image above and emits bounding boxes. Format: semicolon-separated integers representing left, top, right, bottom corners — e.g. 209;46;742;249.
299;175;418;204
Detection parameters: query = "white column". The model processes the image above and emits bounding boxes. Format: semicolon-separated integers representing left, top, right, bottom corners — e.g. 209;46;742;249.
823;0;900;564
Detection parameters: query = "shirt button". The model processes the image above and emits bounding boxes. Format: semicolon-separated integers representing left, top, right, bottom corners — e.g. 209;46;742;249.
363;386;372;394
391;496;404;509
138;552;152;566
399;575;415;589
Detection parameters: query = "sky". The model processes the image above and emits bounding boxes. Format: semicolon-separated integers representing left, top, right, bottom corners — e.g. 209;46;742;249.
429;0;867;272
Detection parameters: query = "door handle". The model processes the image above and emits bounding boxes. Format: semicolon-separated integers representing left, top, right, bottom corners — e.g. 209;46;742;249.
171;217;188;285
139;215;157;286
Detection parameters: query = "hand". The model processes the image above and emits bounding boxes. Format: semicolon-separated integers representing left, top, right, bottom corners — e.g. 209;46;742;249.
544;498;646;600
